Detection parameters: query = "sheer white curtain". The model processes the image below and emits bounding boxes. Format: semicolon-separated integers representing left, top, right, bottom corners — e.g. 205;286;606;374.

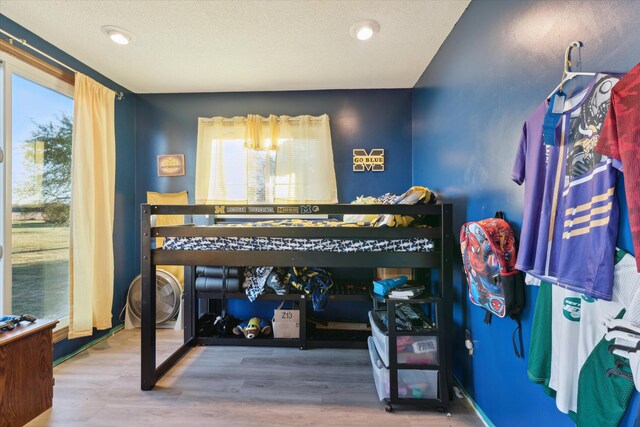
195;114;337;204
272;115;336;203
195;117;248;203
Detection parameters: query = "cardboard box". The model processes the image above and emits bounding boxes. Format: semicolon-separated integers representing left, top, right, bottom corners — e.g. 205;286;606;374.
376;268;414;280
273;305;300;339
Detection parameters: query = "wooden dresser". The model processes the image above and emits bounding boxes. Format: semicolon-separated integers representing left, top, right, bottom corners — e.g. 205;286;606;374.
0;319;58;427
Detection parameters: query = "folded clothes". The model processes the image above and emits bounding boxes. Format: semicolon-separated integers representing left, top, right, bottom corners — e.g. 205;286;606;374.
195;276;241;292
195;266;240;278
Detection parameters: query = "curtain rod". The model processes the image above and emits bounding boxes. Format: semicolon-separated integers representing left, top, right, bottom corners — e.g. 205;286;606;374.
0;28;124;101
206;115;328;123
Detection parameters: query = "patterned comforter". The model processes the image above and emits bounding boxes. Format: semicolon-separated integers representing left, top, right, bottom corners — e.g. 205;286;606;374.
161;219;434;253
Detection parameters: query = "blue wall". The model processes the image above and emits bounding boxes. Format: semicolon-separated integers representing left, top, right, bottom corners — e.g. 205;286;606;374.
0;16;138;359
412;1;640;426
135;89;413;206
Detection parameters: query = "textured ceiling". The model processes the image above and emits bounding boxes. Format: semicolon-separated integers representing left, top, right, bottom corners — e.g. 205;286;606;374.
0;0;470;93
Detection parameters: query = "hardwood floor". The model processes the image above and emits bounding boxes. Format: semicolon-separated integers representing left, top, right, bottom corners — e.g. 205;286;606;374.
29;329;484;426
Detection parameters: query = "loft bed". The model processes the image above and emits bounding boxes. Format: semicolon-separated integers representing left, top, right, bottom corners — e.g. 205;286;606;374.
140;202;453;403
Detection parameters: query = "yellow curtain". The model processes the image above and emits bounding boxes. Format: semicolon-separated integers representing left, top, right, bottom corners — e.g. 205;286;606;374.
69;74;116;339
195;114;337;204
273;114;337;203
245;114;279;150
195;117;248;204
147;191;188;287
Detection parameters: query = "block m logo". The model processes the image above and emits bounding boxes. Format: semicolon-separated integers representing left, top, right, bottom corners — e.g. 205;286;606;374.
353;149;384;172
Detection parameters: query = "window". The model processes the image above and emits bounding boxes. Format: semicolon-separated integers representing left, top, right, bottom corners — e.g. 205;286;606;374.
248;147;277;203
195;115;338;205
1;51;74;336
206;138;277;204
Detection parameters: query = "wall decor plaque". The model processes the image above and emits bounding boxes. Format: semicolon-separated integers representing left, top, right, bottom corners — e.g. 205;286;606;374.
157;154;185;176
353;149;384;172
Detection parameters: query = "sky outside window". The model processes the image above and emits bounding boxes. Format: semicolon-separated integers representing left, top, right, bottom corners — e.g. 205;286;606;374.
12;74;73;205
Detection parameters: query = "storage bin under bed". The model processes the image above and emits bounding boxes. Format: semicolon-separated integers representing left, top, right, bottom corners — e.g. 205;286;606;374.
367;337;438;401
368;311;438;368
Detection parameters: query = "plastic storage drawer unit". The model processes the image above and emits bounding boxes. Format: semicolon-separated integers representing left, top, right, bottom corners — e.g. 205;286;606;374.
368;337;438;401
368;311;438;368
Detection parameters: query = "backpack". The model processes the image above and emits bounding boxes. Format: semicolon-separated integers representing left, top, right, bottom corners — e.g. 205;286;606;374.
460;212;525;358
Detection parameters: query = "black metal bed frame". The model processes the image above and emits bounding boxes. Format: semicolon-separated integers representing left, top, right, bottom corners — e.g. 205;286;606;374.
140;202;453;406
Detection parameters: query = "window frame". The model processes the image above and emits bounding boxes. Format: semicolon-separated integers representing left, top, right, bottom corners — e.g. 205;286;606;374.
207;139;326;221
1;50;74;341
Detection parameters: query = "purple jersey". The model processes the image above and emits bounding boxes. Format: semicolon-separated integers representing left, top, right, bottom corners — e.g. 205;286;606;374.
513;74;621;300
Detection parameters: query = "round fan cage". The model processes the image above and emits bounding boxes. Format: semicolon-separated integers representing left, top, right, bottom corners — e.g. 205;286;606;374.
127;270;181;324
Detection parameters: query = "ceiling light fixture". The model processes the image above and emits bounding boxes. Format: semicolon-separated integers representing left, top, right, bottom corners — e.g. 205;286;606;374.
350;20;380;41
101;25;132;45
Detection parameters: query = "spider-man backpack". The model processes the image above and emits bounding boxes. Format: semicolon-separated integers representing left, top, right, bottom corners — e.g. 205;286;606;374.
460;212;525;357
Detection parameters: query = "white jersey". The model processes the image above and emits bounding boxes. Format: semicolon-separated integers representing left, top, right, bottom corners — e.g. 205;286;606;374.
548;250;640;414
548;286;582;414
612;252;640;330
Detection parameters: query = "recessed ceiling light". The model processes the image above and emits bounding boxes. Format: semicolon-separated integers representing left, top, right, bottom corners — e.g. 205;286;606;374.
101;25;132;45
350;20;380;41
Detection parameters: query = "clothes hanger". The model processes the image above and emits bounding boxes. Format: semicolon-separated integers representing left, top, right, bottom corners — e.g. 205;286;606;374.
606;368;634;381
605;320;640;355
546;41;597;100
615;359;630;369
605;330;640;344
608;343;638;355
607;325;640;338
605;330;640;357
610;352;640;392
605;318;640;335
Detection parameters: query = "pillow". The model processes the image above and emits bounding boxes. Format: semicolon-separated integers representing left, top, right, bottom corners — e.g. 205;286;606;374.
376;193;398;204
343;195;379;224
373;186;438;227
147;191;188;286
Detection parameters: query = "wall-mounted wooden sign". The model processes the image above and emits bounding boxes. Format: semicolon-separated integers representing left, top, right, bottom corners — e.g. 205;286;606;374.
157;154;185;176
353;149;384;172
